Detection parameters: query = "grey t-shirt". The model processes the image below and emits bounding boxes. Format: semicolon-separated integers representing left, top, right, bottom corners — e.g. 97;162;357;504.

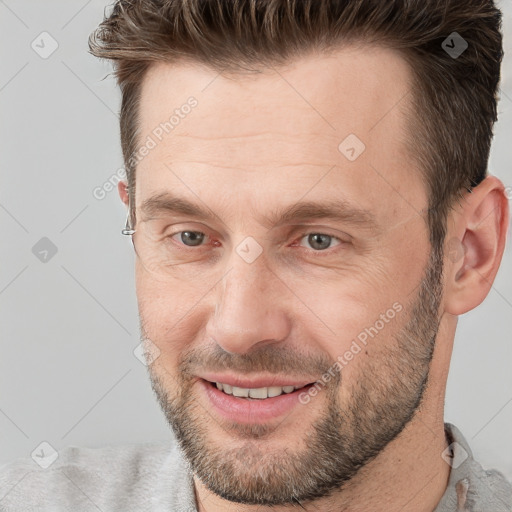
1;423;510;511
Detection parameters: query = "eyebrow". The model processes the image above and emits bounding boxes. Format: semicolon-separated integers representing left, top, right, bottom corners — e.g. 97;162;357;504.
139;192;379;231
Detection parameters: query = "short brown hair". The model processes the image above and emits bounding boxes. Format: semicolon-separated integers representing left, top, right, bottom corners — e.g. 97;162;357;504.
89;0;503;254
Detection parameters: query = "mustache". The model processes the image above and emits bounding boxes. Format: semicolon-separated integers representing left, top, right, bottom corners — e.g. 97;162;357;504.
177;341;335;379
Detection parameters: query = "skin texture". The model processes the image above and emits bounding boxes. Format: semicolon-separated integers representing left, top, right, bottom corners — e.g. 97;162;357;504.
118;46;509;511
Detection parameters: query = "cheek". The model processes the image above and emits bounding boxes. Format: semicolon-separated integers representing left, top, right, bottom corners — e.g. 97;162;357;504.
317;294;404;363
136;280;186;348
306;261;411;369
309;263;398;326
135;260;205;320
315;304;407;405
135;267;213;368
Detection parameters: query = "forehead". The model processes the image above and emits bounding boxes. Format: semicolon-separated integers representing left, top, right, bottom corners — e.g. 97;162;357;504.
135;46;425;224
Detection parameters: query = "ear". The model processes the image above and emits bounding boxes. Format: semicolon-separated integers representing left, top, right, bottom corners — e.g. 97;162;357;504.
118;180;129;206
444;175;510;315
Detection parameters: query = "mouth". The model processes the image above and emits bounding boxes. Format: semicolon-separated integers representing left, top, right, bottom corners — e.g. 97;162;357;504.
199;378;318;423
203;378;316;400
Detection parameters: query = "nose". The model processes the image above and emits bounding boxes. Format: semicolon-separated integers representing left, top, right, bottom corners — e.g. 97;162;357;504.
205;247;291;355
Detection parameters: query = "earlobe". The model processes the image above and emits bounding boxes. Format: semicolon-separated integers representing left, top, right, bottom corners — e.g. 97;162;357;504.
118;180;129;206
444;176;509;316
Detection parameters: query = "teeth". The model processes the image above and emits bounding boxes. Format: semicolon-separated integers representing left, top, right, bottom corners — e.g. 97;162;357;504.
267;386;284;398
249;387;267;399
215;382;303;399
232;386;249;397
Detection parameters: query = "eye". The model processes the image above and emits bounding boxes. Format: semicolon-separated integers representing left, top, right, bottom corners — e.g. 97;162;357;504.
170;230;208;247
296;232;342;252
166;229;346;256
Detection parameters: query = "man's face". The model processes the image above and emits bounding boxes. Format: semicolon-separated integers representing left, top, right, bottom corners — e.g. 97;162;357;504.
132;46;443;505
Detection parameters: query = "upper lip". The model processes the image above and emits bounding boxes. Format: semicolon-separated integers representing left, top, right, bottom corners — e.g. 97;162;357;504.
199;373;316;389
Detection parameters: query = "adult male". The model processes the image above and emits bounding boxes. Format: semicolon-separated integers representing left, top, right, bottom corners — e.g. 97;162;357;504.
1;0;511;510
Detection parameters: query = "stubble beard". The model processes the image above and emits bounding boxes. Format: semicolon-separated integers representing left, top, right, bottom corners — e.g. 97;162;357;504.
145;247;444;506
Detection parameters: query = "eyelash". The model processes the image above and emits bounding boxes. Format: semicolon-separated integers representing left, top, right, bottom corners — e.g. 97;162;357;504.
167;229;347;257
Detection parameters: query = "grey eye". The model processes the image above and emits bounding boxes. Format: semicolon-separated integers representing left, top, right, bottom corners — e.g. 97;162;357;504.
179;231;205;247
303;233;335;251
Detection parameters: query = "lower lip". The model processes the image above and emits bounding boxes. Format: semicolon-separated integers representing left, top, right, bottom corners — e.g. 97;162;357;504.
199;379;314;424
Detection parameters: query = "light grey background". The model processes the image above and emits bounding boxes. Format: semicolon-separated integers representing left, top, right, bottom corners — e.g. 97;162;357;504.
1;0;511;480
